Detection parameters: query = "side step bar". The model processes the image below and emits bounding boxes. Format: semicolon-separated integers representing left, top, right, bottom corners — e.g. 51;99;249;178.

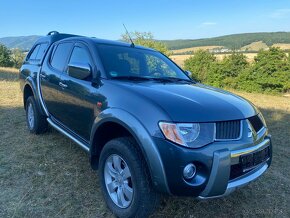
47;118;90;153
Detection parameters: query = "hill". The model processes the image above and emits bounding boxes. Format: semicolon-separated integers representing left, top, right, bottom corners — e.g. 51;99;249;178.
0;35;41;51
1;32;290;51
240;41;269;51
161;32;290;50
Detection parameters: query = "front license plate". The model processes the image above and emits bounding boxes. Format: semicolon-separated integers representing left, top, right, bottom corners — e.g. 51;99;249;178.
240;146;270;172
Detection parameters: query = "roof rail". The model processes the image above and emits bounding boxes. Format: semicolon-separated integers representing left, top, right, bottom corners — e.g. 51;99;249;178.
47;31;59;36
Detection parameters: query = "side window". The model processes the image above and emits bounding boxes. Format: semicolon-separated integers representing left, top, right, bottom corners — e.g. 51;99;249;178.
68;46;92;80
35;43;48;60
50;43;72;71
69;46;91;66
28;45;40;60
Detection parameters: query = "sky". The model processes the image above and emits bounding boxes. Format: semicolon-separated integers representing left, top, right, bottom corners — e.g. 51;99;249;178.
1;0;290;40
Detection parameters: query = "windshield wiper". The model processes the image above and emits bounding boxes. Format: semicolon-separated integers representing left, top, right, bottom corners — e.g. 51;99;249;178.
150;77;193;83
111;76;193;83
111;76;153;81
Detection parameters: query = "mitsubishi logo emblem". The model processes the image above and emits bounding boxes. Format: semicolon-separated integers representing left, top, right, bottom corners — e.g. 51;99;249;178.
247;120;257;141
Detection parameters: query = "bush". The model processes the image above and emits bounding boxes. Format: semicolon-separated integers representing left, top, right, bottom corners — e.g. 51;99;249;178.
183;50;216;82
0;44;13;67
183;47;290;94
11;49;26;68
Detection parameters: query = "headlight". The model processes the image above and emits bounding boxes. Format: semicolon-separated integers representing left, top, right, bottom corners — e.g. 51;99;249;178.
159;122;215;148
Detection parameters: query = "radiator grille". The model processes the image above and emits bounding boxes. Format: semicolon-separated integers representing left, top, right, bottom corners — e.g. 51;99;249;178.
248;115;264;133
215;120;241;140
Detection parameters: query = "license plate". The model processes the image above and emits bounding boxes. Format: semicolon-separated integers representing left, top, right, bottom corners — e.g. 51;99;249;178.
240;146;270;172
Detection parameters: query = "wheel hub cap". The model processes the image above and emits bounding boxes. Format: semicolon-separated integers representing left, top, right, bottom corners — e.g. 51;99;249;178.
27;103;34;129
104;154;133;208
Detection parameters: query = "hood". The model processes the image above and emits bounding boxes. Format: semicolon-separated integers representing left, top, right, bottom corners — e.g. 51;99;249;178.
112;81;258;122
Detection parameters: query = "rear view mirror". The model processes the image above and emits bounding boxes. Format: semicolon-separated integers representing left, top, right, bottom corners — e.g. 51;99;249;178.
184;70;192;77
68;62;91;80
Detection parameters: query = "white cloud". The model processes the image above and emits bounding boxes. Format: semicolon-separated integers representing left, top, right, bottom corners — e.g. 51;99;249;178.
200;22;217;26
270;9;290;19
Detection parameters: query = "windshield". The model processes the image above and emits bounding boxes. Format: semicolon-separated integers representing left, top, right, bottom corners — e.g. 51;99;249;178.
97;44;190;81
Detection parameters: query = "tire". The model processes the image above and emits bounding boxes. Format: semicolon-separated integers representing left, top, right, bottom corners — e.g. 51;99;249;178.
99;137;160;218
25;96;48;134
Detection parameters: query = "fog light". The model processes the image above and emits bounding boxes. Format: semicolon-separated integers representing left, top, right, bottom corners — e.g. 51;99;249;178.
183;163;196;180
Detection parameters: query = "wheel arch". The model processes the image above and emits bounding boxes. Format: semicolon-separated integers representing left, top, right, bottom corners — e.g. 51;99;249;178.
23;83;34;109
90;108;170;194
23;78;46;116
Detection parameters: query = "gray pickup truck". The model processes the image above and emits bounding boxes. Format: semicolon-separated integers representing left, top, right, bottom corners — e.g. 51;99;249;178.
20;31;272;218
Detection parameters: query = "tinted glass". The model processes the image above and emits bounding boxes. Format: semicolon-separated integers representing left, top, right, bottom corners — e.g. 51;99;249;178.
29;45;40;60
68;46;92;81
50;43;72;71
35;43;48;60
97;45;188;79
69;46;91;65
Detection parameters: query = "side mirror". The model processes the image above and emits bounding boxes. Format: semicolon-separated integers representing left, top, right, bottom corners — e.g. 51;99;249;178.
184;70;192;77
68;62;91;80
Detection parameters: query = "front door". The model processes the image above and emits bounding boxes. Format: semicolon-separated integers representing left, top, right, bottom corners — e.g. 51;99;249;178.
57;43;98;141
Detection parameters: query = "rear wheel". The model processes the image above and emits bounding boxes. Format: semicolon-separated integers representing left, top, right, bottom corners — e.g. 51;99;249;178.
99;137;160;218
25;96;48;134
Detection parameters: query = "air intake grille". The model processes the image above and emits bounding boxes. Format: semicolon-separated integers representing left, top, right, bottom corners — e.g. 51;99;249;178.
248;115;264;133
216;120;241;140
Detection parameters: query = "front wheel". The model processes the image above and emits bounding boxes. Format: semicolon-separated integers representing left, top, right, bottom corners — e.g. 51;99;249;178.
99;137;160;218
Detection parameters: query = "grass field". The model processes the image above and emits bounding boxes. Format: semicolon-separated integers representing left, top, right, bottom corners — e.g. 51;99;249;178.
171;46;224;55
1;68;290;217
170;53;259;67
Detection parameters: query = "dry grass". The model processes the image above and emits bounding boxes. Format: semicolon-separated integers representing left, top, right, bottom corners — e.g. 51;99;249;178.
170;53;258;67
241;41;269;51
272;43;290;50
171;46;224;55
0;68;290;217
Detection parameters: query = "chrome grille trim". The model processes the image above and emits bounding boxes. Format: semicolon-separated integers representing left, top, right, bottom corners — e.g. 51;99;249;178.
214;120;242;141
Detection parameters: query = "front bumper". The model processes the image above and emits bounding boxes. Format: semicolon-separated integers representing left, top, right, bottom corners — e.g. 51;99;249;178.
198;137;271;199
154;134;272;197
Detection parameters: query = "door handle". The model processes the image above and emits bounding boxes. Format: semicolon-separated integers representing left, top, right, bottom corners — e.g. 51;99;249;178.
59;82;68;88
40;73;47;79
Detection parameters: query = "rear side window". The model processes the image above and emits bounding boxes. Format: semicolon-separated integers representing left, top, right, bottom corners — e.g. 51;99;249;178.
50;42;72;71
35;43;48;60
28;45;40;60
28;43;48;62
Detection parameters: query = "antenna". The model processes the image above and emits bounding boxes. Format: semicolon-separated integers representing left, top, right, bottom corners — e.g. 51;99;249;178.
123;24;135;47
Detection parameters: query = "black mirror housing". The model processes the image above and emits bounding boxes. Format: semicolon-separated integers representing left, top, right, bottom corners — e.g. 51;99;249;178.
184;70;192;77
68;62;91;80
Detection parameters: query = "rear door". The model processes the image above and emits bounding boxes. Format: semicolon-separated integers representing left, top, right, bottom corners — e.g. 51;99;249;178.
40;42;73;120
57;42;97;141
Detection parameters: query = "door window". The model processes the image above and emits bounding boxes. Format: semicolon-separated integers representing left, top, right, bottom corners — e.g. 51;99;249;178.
50;43;72;71
68;46;92;80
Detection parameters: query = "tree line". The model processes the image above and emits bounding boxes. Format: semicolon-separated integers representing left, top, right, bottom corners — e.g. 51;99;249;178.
184;48;290;94
122;32;289;94
0;44;26;68
1;32;289;94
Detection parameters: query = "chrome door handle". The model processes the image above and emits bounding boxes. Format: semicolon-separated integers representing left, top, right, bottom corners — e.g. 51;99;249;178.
59;82;68;88
40;73;47;79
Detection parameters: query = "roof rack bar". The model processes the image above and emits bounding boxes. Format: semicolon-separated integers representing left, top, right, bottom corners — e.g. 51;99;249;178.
47;31;59;36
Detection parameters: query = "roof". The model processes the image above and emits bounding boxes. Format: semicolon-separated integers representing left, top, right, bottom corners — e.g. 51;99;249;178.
34;31;156;52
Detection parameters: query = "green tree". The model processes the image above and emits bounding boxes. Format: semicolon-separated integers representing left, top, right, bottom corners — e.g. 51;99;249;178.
214;53;249;88
11;49;26;68
238;47;290;93
183;50;217;82
0;44;13;67
121;31;171;56
220;53;248;77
